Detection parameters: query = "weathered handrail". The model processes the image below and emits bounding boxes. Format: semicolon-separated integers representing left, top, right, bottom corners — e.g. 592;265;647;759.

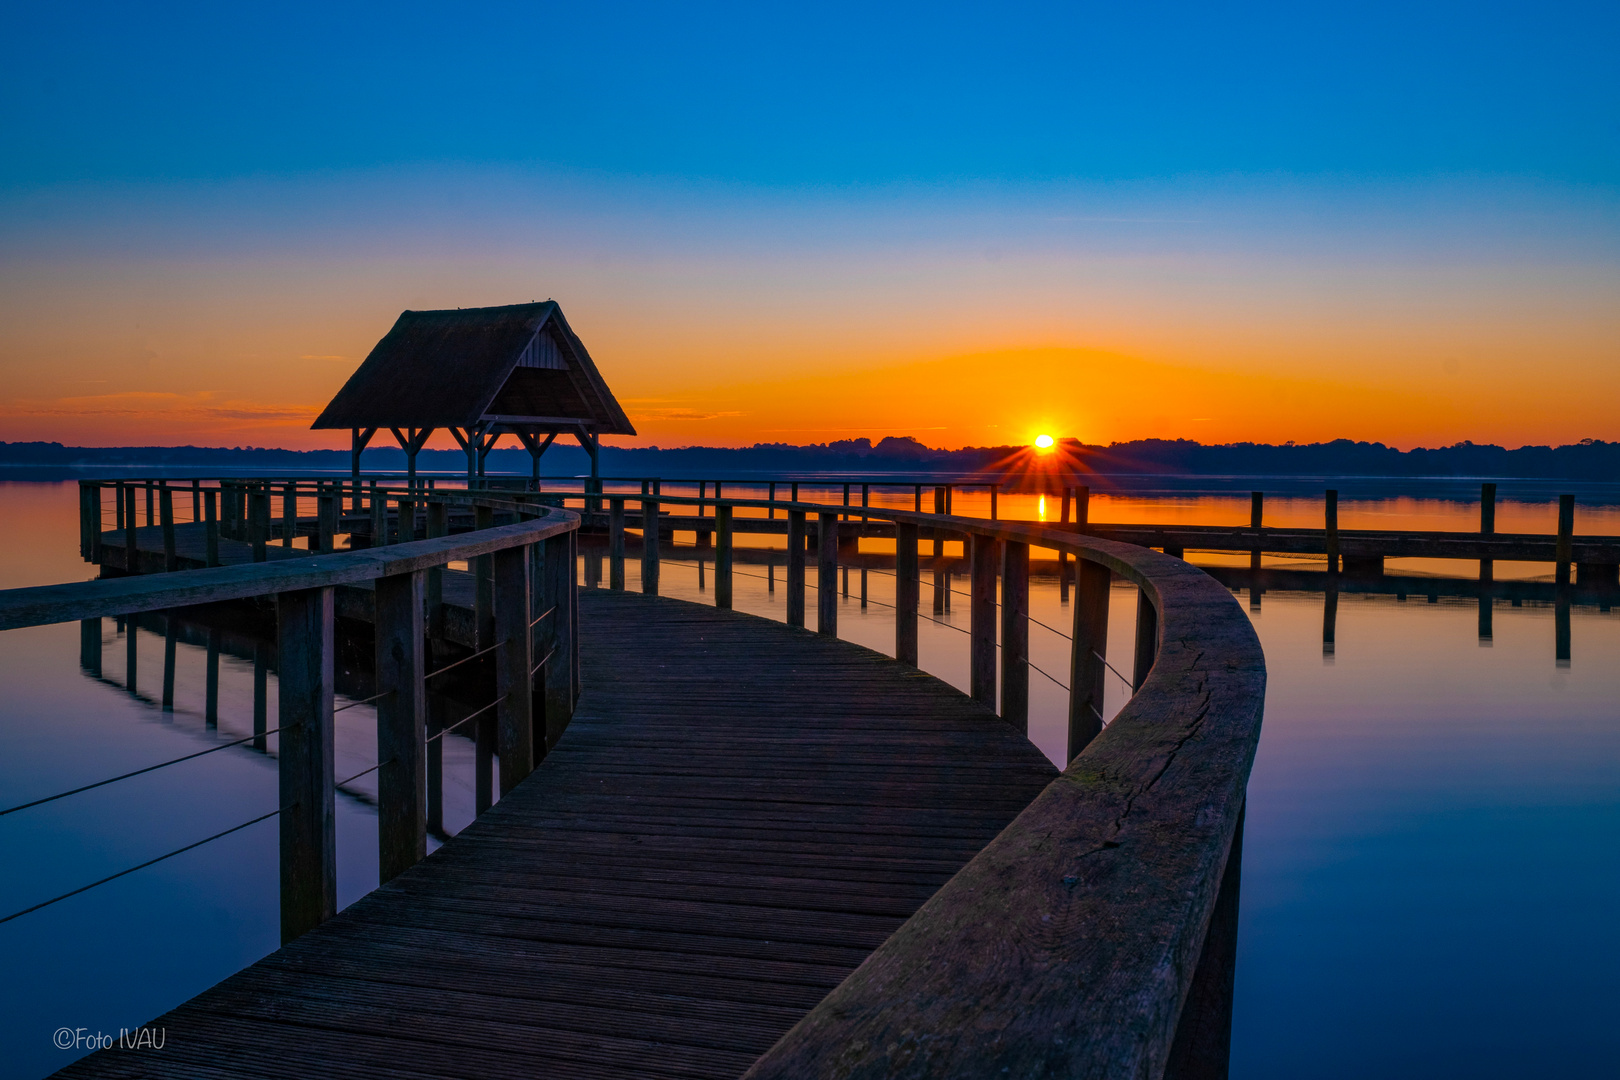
6;496;580;945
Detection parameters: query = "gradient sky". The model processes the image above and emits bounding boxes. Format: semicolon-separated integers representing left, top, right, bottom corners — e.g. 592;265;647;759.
1;2;1616;451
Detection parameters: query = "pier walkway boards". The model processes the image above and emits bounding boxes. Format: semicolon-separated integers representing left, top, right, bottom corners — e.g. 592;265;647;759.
56;590;1059;1080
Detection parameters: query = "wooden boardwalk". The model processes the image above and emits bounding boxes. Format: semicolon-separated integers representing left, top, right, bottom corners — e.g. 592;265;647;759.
57;590;1058;1079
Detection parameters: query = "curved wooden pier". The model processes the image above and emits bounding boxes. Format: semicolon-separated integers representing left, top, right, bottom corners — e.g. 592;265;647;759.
54;590;1058;1079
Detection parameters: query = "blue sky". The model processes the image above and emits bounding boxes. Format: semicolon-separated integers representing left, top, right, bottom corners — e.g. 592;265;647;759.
0;2;1616;451
4;1;1615;188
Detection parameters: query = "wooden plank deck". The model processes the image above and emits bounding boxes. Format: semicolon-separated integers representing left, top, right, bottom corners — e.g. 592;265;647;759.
55;590;1059;1079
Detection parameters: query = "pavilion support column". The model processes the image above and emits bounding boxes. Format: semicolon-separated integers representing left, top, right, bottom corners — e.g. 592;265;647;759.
351;427;377;480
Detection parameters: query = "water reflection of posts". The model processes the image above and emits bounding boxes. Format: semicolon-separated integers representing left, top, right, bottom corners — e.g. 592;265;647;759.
1067;559;1110;762
1479;482;1496;583
253;643;269;752
1001;541;1030;732
1478;594;1493;645
1555;589;1571;668
162;616;177;713
1322;581;1337;658
126;617;137;695
79;618;100;676
206;629;221;726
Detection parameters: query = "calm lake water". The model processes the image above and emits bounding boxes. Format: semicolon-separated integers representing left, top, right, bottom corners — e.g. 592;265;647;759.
2;477;1617;1078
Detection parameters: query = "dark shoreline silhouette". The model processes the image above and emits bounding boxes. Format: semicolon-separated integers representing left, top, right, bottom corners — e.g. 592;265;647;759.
6;435;1620;483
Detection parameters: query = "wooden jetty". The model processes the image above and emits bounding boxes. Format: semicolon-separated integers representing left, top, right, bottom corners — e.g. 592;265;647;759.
53;590;1058;1079
6;478;1266;1078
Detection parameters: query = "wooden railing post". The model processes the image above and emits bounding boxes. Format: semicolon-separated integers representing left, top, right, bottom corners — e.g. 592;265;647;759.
251;484;269;562
115;480;125;532
1324;488;1339;575
282;482;297;548
159;484;178;571
818;512;838;635
787;510;807;628
1249;490;1263;573
1480;481;1497;583
609;498;626;590
1556;493;1574;587
640;496;660;595
426;501;447;638
969;533;998;708
494;545;535;794
1001;540;1029;731
374;569;426;883
89;483;103;563
1164;806;1245;1080
78;482;91;559
1067;556;1111;762
474;504;494;646
1133;588;1158;690
204;488;220;567
124;484;138;571
318;484;337;553
191;477;201;522
539;532;575;749
895;521;919;665
277;586;336;944
370;485;386;547
715;502;734;609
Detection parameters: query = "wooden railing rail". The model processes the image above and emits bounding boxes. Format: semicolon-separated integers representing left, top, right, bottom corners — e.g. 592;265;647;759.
8;497;579;945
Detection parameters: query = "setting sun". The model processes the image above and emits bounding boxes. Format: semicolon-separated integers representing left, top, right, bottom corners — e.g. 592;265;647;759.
1034;434;1055;451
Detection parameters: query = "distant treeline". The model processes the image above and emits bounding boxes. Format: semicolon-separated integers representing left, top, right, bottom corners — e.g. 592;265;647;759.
3;436;1619;480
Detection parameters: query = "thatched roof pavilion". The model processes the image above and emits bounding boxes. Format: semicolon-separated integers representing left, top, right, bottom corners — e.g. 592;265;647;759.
312;301;634;484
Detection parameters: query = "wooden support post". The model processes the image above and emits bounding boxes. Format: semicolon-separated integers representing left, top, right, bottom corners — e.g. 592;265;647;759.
161;616;177;711
205;629;220;727
539;532;575;749
990;483;998;521
1480;482;1497;583
861;483;870;525
1250;491;1263;573
160;485;177;571
787;510;807;628
716;503;734;609
1133;587;1158;690
768;481;777;519
932;486;945;558
609;498;626;590
1324;489;1339;575
640;497;660;595
1001;540;1029;730
475;706;494;815
191;478;201;522
913;484;922;512
370;485;386;547
397;498;414;544
896;521;919;665
570;530;580;706
204;489;220;567
78;482;90;559
313;484;331;553
1067;557;1111;762
1164;805;1245;1080
1556;493;1574;587
251;484;269;562
494;546;534;795
277;586;336;944
124;484;138;572
1073;485;1090;531
374;569;427;883
426;502;447;638
282;483;297;548
145;480;155;527
818;512;838;636
969;534;999;708
473;504;495;647
115;480;125;532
